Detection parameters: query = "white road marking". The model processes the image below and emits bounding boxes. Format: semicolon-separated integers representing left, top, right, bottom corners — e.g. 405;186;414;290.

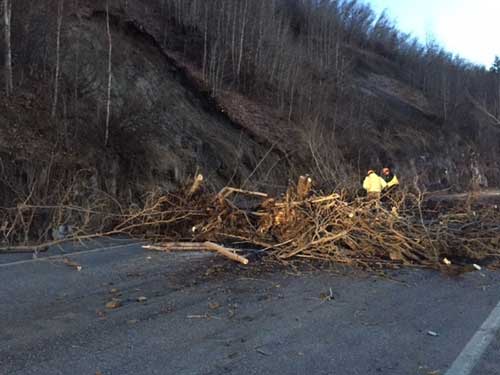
0;241;146;268
445;299;500;375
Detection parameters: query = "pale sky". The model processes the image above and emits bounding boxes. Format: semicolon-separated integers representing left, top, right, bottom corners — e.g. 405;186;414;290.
365;0;500;67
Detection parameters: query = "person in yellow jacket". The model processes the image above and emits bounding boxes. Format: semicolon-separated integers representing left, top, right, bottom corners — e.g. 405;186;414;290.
382;167;399;190
363;170;387;200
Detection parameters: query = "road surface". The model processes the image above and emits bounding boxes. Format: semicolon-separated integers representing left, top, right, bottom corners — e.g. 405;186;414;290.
1;240;499;374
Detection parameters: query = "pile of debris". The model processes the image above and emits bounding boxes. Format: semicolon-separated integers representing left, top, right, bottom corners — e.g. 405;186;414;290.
127;175;500;270
2;174;499;271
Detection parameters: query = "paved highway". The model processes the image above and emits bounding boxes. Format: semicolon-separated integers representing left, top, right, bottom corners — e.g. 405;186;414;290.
1;240;499;374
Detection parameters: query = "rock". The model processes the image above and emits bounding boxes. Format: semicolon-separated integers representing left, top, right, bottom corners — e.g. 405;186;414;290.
208;302;220;310
63;258;82;271
255;348;271;356
105;299;122;309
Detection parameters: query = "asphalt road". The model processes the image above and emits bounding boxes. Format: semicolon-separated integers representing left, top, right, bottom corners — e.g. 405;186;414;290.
1;241;500;375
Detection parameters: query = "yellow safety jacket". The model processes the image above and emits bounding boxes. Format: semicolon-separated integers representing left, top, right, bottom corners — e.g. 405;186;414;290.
363;173;387;193
386;175;399;188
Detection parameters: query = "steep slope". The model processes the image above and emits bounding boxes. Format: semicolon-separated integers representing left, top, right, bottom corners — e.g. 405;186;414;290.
64;12;287;189
107;0;497;190
0;5;289;205
1;0;498;208
350;46;499;189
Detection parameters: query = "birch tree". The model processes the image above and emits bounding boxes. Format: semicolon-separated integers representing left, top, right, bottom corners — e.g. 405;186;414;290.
104;0;112;146
3;0;13;96
51;0;64;117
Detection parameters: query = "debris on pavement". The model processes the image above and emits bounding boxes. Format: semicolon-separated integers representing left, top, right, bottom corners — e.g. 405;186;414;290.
208;302;220;310
137;296;148;303
427;331;439;337
143;241;249;265
255;347;271;356
131;175;500;271
5;175;500;272
187;314;210;319
62;257;82;271
319;288;335;302
105;298;122;310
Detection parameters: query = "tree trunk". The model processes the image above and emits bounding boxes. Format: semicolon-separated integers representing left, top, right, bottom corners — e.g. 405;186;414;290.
236;0;248;85
104;1;112;146
497;74;500;119
52;0;64;118
202;3;208;80
3;0;13;96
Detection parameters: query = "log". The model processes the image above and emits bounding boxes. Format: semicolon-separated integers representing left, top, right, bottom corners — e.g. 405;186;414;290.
297;175;312;200
143;242;249;265
63;257;83;271
0;244;49;253
143;244;206;251
204;242;249;265
218;187;268;200
310;194;341;204
188;174;204;196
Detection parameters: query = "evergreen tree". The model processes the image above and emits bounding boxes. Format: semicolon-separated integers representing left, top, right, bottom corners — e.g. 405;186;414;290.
490;55;500;74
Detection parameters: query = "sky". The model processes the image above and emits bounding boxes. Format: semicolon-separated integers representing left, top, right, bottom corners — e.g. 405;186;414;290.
364;0;500;67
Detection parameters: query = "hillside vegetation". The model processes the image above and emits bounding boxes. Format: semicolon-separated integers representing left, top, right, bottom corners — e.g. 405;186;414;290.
153;0;500;189
1;0;500;207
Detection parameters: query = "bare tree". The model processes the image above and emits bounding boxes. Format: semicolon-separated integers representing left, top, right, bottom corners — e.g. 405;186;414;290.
3;0;13;96
201;2;208;80
104;0;112;146
51;0;64;117
491;56;500;118
236;0;248;85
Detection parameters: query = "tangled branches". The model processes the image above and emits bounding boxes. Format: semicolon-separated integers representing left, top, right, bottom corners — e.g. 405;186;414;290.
121;180;500;270
1;175;499;271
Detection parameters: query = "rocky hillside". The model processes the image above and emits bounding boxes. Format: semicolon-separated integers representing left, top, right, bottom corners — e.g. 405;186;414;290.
0;1;290;205
1;0;499;206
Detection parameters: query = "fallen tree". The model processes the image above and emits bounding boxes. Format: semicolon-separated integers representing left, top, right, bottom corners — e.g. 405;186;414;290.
1;175;499;270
